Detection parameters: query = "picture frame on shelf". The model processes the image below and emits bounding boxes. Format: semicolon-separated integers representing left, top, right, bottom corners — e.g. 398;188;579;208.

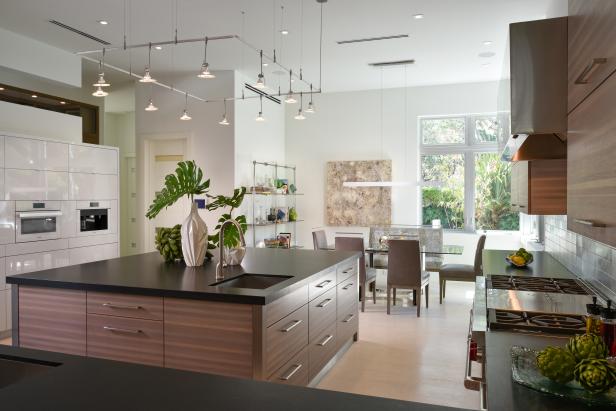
279;233;291;249
276;206;289;222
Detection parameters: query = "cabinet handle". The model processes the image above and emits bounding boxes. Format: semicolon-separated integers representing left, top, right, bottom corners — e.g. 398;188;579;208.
103;326;142;334
575;58;608;84
280;319;302;333
343;314;355;323
315;280;332;288
317;298;332;308
318;335;334;347
342;267;353;273
511;203;517;207
342;282;354;290
518;205;526;208
279;364;302;381
574;218;606;228
102;303;143;310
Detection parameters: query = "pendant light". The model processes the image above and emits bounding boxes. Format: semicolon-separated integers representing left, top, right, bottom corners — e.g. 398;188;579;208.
180;92;192;120
139;43;156;83
255;50;265;89
285;69;297;104
92;86;108;97
294;92;306;120
255;95;265;122
197;37;215;79
219;99;230;125
92;48;110;88
305;84;315;113
279;5;289;35
145;84;158;111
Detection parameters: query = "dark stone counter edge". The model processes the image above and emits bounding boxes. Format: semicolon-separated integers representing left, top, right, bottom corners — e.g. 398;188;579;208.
6;253;361;306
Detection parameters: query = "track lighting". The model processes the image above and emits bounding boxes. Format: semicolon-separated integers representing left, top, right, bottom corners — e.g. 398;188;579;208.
145;98;158;111
255;95;265;121
139;44;156;83
92;86;108;97
305;84;315;113
180;92;192;120
294;93;306;120
219;99;230;125
285;70;297;104
255;50;265;88
197;37;215;79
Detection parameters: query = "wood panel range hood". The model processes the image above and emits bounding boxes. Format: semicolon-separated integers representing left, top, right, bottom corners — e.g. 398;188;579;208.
499;17;568;162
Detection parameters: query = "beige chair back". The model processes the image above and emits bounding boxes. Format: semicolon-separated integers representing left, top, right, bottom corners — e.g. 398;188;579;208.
387;240;422;288
312;230;328;250
474;235;487;274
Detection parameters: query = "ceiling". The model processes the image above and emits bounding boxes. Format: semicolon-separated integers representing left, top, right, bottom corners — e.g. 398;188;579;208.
0;0;557;93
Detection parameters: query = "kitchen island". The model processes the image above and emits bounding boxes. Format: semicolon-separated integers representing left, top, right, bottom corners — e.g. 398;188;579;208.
6;248;361;386
482;249;575;278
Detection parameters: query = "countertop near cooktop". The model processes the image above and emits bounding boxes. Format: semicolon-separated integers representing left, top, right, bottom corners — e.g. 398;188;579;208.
486;332;615;411
6;248;360;305
482;249;575;279
0;345;467;411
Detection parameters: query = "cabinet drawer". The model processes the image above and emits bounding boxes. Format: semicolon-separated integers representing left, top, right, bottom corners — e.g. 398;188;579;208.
336;261;357;283
87;314;163;367
87;291;163;320
265;304;308;378
309;287;336;342
309;323;337;381
267;346;309;386
336;302;358;351
337;275;358;318
264;285;308;327
308;269;336;301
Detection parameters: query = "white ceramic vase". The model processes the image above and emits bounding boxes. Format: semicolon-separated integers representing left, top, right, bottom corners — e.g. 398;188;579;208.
181;202;208;267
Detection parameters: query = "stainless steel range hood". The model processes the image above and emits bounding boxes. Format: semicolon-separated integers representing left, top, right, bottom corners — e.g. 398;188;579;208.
499;17;568;161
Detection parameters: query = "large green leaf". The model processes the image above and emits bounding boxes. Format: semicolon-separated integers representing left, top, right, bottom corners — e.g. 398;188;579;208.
206;187;247;211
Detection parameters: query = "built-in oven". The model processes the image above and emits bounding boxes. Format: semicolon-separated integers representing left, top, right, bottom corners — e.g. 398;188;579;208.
15;201;63;243
76;201;111;236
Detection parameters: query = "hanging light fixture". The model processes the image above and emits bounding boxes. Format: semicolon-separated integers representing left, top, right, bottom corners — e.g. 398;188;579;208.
145;98;158;111
285;69;297;104
294;92;306;120
255;95;265;122
92;48;110;88
219;99;230;125
139;43;156;83
279;5;289;35
180;92;192;120
197;37;216;79
255;50;265;88
92;86;108;97
305;83;315;113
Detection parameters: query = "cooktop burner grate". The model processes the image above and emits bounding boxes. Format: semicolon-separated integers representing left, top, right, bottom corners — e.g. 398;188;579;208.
489;309;587;335
489;275;592;295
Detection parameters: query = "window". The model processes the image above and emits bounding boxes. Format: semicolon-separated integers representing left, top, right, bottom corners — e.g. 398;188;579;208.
419;115;519;231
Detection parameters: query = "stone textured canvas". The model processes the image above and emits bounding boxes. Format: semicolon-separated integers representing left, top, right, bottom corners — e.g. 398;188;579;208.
326;160;392;226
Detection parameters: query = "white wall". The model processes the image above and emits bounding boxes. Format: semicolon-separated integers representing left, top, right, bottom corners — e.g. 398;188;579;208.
285;80;501;249
0;100;82;143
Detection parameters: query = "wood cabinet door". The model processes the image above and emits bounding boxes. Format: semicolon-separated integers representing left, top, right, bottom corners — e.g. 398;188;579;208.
528;160;567;215
567;71;616;245
516;162;529;212
568;0;616;112
510;162;519;210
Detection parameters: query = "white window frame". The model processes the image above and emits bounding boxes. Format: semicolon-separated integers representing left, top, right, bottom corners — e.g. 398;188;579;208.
419;113;503;232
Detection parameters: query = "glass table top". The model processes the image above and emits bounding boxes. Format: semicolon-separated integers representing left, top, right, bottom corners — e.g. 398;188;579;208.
365;244;464;255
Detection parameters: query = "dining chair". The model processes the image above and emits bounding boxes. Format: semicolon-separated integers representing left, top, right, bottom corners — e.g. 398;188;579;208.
335;236;376;312
386;239;429;317
437;235;487;304
312;230;328;250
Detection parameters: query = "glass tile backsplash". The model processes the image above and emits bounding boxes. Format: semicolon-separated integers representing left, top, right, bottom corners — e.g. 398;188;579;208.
544;215;616;302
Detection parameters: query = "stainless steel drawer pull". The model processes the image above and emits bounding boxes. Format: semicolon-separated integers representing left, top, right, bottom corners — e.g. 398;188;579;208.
342;283;354;290
574;218;606;228
317;298;332;308
279;364;302;381
318;335;334;347
343;314;355;323
315;280;332;288
280;319;303;333
102;303;143;310
575;57;608;84
103;326;142;334
342;267;353;273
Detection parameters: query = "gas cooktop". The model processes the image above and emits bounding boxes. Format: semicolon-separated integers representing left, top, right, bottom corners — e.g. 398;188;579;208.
489;309;586;335
488;275;592;295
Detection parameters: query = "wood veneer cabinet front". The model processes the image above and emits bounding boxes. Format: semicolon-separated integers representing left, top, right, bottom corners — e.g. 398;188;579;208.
567;70;616;246
511;160;566;215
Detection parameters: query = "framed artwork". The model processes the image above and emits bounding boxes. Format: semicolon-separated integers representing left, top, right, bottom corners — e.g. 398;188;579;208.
278;232;292;249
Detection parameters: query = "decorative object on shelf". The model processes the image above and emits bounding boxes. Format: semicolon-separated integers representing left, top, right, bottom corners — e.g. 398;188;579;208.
289;183;297;194
276;207;288;222
206;187;248;264
289;207;298;222
278;233;291;249
264;238;280;248
154;225;183;263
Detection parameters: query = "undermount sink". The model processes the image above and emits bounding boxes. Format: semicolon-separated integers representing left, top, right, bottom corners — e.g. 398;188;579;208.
210;274;292;289
0;356;60;389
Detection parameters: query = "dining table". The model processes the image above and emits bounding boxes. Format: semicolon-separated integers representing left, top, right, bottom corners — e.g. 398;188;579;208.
364;244;464;268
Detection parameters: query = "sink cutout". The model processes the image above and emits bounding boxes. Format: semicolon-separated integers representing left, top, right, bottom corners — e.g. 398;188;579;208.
0;356;61;389
210;274;292;289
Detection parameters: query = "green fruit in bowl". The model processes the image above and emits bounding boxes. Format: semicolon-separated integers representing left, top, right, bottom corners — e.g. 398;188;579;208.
574;359;616;394
567;334;609;362
536;346;577;383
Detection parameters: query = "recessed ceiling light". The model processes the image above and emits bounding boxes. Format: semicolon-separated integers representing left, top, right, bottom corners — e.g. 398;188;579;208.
0;87;4;91
280;29;289;35
291;79;295;83
154;45;162;50
483;40;493;46
60;101;66;104
478;51;496;58
413;14;424;19
262;62;268;67
98;20;109;25
31;94;38;98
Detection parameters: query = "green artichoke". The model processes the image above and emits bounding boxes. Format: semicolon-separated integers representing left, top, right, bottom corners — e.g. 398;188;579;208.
536;346;577;383
567;333;609;362
155;225;183;263
574;359;616;394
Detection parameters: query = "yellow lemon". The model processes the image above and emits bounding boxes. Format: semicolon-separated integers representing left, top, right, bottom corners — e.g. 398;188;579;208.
511;255;526;265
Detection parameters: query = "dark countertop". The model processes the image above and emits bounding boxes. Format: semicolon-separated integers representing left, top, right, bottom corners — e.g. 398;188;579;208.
6;248;360;305
482;249;575;279
0;345;466;411
486;332;616;411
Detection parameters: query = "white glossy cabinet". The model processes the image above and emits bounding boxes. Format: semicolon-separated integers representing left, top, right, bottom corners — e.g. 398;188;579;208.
69;233;117;249
0;290;6;332
69;243;118;265
0;136;5;169
5;137;68;171
6;289;11;330
6;249;70;276
0;202;15;245
69;173;117;200
60;200;77;239
6;239;69;257
69;145;118;175
0;258;6;289
5;169;69;200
